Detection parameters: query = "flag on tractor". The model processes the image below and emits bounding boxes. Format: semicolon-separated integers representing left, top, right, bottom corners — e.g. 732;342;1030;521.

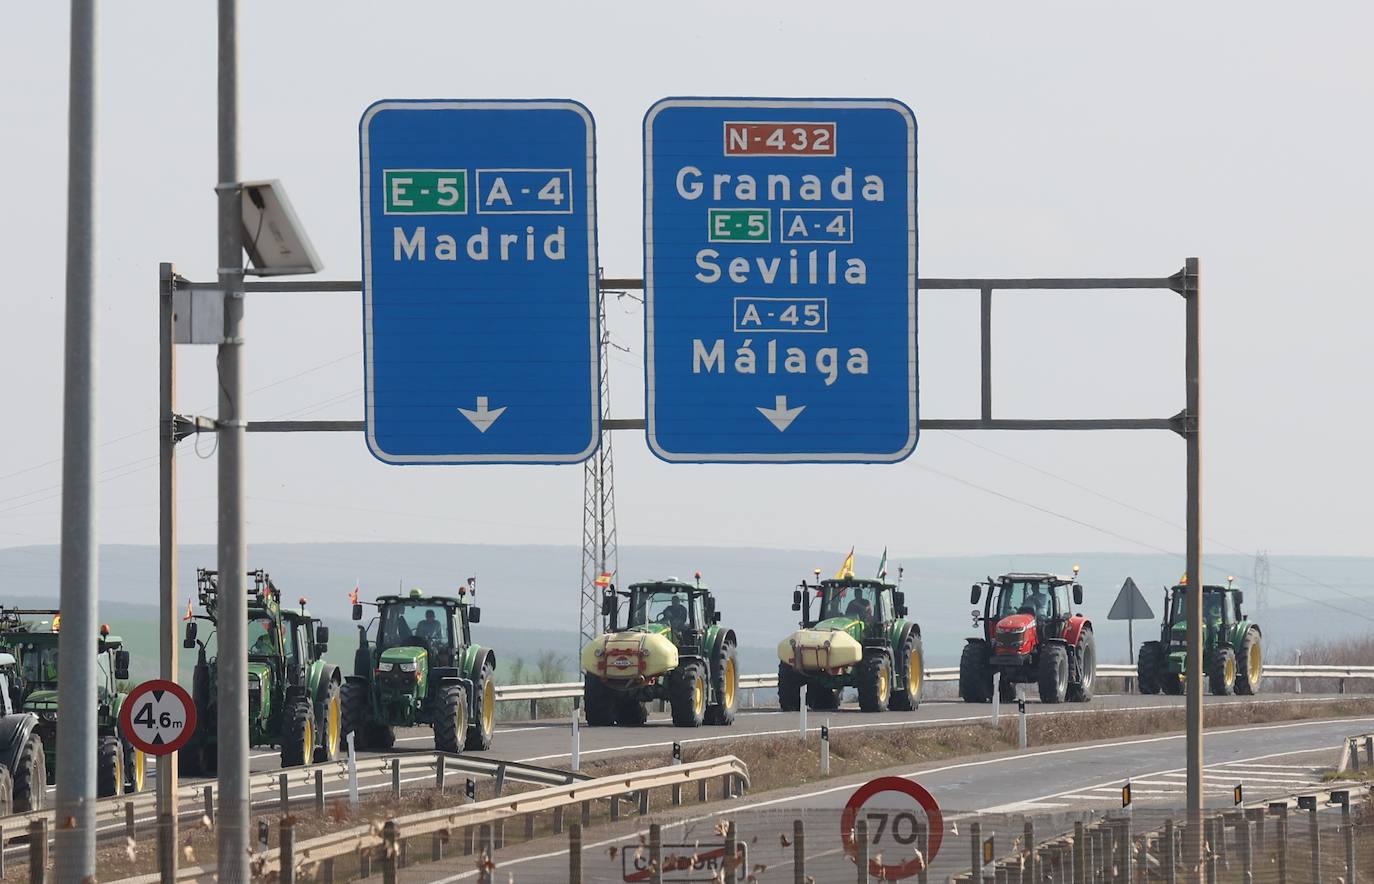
595;571;614;588
1178;572;1188;585
876;547;888;579
348;583;359;605
835;548;855;579
183;599;193;621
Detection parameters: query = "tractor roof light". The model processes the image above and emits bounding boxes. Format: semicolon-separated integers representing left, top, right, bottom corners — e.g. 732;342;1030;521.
409;588;423;599
100;624;110;636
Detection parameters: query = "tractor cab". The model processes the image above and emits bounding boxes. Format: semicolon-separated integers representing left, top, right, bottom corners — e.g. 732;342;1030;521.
1163;584;1240;647
972;572;1084;657
793;578;907;634
602;579;716;650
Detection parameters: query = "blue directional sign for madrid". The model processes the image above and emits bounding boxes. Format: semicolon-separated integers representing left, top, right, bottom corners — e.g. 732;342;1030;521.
644;98;917;463
360;100;600;463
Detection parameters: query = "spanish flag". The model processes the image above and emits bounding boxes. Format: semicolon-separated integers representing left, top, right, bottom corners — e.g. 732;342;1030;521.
594;571;614;588
183;599;193;621
835;548;855;580
1178;572;1188;585
348;584;360;606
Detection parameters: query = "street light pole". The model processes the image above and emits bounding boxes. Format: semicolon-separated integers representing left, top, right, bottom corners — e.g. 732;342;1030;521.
1183;258;1204;870
215;0;249;880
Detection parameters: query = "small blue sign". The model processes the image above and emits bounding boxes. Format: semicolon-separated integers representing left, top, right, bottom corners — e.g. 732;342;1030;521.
360;100;600;463
644;98;918;463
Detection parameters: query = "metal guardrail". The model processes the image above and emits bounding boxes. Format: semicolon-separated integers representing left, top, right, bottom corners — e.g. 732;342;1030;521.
117;755;750;882
498;664;1374;709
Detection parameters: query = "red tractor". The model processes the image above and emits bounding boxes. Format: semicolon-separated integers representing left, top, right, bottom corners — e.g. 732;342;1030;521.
959;569;1096;704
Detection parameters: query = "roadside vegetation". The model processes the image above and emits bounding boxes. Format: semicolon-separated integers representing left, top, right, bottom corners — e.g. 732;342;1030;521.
497;651;574;721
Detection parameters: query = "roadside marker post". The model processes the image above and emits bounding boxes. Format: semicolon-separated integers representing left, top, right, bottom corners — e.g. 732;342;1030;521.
571;696;581;772
799;685;807;737
820;724;830;776
1016;684;1027;751
346;731;358;808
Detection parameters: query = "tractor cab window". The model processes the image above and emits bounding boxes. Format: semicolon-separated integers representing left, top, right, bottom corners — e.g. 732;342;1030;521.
379;603;450;650
629;589;694;632
1054;585;1071;617
289;623;312;666
247;617;279;658
997;581;1053;620
1168;590;1188;625
20;644;58;688
820;584;880;624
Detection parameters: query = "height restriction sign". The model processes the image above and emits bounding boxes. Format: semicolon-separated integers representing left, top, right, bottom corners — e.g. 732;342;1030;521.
119;678;196;756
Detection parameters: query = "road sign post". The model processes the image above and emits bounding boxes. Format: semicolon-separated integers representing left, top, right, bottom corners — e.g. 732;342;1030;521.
644;98;918;462
360;99;601;463
1108;577;1155;681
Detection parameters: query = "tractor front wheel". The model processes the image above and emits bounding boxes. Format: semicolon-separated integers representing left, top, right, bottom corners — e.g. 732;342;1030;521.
1137;642;1165;694
705;639;739;726
434;684;469;754
1236;629;1262;695
858;653;892;713
1209;647;1237;696
12;732;45;812
615;695;648;726
777;663;803;712
806;685;840;710
583;675;616;726
670;664;707;728
466;661;496;751
281;697;316;767
1038;644;1069;704
1067;628;1096;703
97;735;124;797
959;642;992;703
340;680;371;750
890;633;924;712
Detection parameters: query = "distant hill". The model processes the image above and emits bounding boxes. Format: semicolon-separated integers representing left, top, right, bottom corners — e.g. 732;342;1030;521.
2;544;1370;679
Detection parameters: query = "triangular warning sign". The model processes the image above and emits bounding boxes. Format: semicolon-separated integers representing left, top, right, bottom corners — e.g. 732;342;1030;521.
1107;577;1154;620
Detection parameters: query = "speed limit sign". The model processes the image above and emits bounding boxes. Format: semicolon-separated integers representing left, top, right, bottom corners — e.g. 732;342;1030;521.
119;679;196;756
841;776;945;881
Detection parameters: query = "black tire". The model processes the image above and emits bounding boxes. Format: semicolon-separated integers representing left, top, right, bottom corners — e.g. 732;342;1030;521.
123;738;146;794
614;694;648;726
1037;644;1069;704
1162;671;1185;695
12;732;45;812
465;661;496;750
366;722;396;750
340;679;371;750
280;697;315;767
857;652;892;713
777;663;803;712
1067;628;1096;703
1137;641;1165;695
314;678;342;763
704;639;739;726
0;766;13;817
1236;629;1262;696
959;642;992;703
806;684;840;710
583;674;616;726
890;633;924;712
669;663;707;727
97;735;124;797
178;735;204;777
998;674;1017;705
1209;646;1237;696
433;684;468;754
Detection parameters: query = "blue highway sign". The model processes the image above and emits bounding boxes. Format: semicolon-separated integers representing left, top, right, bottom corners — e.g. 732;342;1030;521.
644;98;918;463
360;99;600;463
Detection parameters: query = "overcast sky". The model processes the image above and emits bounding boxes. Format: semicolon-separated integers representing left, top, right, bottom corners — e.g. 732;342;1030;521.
1;2;1370;563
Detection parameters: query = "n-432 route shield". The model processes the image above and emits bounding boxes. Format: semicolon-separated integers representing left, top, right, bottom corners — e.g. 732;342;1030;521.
644;98;918;463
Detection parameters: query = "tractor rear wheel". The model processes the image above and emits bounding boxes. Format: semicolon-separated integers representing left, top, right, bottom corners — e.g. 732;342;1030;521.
959;642;992;703
434;684;468;754
583;674;616;726
1209;647;1237;696
1037;644;1069;704
1236;629;1262;695
1137;642;1164;694
466;661;496;750
12;732;45;812
670;664;707;728
97;735;124;797
0;766;13;817
705;639;739;726
1067;628;1096;703
314;678;342;763
858;652;892;713
890;633;924;712
777;663;803;712
281;697;316;767
806;685;840;710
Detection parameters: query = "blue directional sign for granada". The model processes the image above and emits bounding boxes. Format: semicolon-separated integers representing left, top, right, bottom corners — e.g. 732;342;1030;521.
644;98;918;463
360;100;600;463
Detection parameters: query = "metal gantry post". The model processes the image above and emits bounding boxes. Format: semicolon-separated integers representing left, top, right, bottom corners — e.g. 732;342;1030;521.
1183;257;1204;872
158;263;180;881
214;0;250;880
53;0;100;879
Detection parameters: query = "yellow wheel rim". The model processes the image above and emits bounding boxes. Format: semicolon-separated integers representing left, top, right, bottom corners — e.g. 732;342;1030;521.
115;747;124;795
878;665;890;702
693;674;705;716
482;679;495;735
1225;655;1235;686
723;658;737;709
304;718;314;761
327;694;341;757
132;748;145;792
909;649;923;696
1248;642;1262;684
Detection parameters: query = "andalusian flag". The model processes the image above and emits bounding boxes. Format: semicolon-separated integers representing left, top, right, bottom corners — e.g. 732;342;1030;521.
835;548;855;579
876;547;888;579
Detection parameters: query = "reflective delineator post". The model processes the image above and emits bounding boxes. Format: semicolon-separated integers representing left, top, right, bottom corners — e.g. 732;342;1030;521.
571;697;581;772
799;685;807;736
820;724;830;776
992;680;1000;726
1016;684;1027;751
346;732;358;808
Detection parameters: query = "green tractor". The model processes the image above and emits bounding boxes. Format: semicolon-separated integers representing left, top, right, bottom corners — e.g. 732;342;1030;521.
1138;580;1262;696
341;582;496;754
581;575;739;728
0;654;45;812
0;608;142;797
180;568;343;774
776;573;924;713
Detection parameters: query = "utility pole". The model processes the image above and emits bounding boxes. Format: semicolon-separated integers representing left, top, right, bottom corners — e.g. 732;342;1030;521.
54;1;99;878
579;282;617;648
1183;257;1204;872
215;0;249;880
1253;551;1270;619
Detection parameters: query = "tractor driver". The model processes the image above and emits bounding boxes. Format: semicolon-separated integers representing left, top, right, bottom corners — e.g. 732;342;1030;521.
414;608;442;642
845;595;874;624
249;621;276;656
663;595;689;631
